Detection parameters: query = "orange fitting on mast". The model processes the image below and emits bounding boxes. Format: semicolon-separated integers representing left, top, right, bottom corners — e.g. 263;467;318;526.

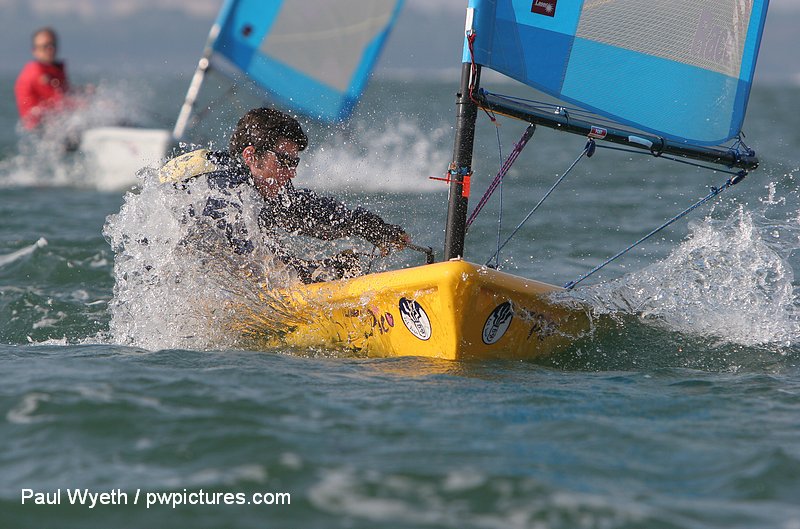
461;172;471;197
429;163;472;197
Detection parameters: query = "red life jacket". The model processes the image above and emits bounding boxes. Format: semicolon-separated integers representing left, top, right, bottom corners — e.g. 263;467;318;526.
14;61;70;129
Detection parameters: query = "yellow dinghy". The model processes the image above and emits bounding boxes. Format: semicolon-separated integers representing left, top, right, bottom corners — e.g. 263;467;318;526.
235;259;589;361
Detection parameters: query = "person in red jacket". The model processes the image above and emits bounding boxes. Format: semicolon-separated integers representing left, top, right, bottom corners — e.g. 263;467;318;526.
14;27;72;130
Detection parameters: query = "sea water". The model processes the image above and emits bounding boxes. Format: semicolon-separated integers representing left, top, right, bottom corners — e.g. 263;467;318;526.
1;71;799;528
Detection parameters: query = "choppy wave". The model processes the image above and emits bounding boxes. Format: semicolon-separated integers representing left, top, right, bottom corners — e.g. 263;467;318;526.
573;177;800;352
0;238;47;268
2;347;798;529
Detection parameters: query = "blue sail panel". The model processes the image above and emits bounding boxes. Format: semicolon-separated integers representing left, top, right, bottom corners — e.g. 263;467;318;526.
562;40;744;145
468;0;769;145
211;0;404;123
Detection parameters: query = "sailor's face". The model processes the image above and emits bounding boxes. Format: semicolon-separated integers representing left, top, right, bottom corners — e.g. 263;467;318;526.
244;138;300;197
32;31;58;64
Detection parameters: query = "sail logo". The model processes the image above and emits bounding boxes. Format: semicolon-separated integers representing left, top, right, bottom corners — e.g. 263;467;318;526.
589;126;607;139
399;298;431;341
483;301;513;345
531;0;557;17
691;9;738;70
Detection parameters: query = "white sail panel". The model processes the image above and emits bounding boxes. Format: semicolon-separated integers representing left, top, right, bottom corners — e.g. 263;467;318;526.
263;1;395;93
576;1;753;79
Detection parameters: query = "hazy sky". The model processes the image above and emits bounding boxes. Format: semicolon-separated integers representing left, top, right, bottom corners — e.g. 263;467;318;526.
4;0;797;18
1;0;797;82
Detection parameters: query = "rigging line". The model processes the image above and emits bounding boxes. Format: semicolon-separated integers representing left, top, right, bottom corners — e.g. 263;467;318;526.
466;124;536;230
563;171;747;290
466;32;496;123
494;122;504;268
484;140;593;267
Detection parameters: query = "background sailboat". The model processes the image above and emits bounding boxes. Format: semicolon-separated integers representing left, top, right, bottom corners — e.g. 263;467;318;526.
79;0;405;189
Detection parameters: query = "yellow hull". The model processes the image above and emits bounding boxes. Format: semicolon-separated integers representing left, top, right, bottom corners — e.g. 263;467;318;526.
236;260;590;361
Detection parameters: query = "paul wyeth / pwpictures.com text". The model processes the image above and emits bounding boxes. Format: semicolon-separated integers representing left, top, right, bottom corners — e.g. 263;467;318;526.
21;488;291;509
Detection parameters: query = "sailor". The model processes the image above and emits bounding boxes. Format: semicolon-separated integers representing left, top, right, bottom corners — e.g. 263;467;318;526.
14;28;74;130
160;107;409;283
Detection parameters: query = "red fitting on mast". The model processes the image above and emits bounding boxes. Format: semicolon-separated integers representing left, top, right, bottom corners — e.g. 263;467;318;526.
429;162;473;197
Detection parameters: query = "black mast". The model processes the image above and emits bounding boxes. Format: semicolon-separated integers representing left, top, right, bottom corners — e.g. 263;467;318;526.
444;62;481;261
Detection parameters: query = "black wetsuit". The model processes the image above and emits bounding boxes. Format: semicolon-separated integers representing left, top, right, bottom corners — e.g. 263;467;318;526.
195;151;404;282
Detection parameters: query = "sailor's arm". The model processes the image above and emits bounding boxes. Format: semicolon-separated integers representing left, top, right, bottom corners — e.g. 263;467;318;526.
286;188;409;250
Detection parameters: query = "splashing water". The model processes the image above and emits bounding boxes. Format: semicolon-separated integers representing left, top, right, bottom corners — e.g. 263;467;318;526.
580;202;800;348
301;119;451;192
103;170;301;351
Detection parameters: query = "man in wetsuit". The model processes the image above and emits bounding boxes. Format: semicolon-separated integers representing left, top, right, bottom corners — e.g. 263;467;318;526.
172;107;409;283
14;27;71;130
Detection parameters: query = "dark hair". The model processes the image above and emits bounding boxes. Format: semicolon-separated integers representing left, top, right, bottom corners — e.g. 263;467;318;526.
228;108;308;162
32;27;58;47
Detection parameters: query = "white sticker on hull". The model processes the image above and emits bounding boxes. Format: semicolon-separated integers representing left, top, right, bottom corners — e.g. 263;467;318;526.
399;298;431;341
483;301;513;344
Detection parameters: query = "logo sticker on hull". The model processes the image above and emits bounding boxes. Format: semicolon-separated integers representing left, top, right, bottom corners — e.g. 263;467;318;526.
483;301;513;344
399;298;431;341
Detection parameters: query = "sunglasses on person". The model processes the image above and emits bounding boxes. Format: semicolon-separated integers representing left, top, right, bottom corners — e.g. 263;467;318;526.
265;149;300;169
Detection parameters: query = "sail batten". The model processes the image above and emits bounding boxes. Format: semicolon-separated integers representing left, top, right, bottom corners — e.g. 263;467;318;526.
466;0;769;145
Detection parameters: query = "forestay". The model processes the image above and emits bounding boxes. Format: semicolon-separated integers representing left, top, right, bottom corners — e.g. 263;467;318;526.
467;0;769;145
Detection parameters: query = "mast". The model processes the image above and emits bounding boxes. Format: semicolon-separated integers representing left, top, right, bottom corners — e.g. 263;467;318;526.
172;23;221;141
444;60;481;260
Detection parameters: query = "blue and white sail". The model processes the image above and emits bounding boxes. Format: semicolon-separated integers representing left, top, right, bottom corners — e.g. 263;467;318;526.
174;0;404;139
466;0;769;145
215;0;403;122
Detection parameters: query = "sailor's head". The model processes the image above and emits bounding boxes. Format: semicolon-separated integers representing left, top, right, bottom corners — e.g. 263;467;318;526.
32;27;59;65
230;107;308;197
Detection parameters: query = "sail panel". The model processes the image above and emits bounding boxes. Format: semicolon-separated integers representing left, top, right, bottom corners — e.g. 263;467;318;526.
468;0;769;145
212;0;404;122
575;1;753;79
562;39;743;144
